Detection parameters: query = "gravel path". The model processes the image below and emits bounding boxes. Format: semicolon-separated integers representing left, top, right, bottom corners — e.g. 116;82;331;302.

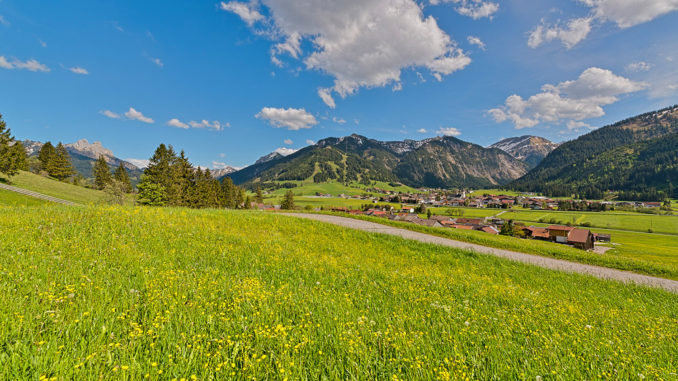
0;183;80;206
283;213;678;293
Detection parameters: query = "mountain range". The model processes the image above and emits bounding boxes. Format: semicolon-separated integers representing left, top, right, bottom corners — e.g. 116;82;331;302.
226;134;530;189
489;136;560;168
510;105;678;197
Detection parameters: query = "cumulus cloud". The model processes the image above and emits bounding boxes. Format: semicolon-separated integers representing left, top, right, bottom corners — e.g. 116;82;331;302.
306;139;316;145
274;147;299;156
211;161;233;169
626;61;653;72
0;56;50;72
255;107;318;130
220;1;264;26
124;107;154;124
467;36;486;50
167;118;189;129
436;127;461;136
528;17;592;49
332;117;346;124
188;120;227;130
417;128;428;133
430;0;499;19
489;67;647;129
100;110;122;119
284;138;293;145
580;0;678;28
68;66;89;75
224;0;472;104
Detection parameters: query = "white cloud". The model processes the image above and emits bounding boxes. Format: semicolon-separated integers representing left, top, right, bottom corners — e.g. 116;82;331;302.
431;0;499;19
567;120;593;130
124;107;154;124
0;56;50;72
580;0;678;28
220;1;264;26
284;138;293;145
417;128;428;133
225;0;472;101
274;147;299;156
38;39;47;48
332;117;346;124
0;15;9;27
188;120;227;130
211;161;232;169
306;139;316;145
167;118;189;129
489;67;647;129
436;127;461;136
318;88;336;109
467;36;486;50
100;110;122;119
528;17;592;49
68;66;89;75
626;61;653;72
126;158;150;169
151;58;164;68
255;107;318;130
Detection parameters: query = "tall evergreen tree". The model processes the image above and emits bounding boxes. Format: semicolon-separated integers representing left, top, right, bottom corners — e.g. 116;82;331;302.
0;114;25;179
93;155;113;190
255;186;264;204
281;190;295;210
221;177;237;209
38;141;56;171
114;163;133;193
12;141;28;171
138;144;178;205
48;143;75;180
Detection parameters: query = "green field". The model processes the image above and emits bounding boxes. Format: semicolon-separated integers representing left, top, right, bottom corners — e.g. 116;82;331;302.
0;171;133;205
499;209;678;235
0;205;676;379
329;213;678;280
266;181;421;197
0;188;50;207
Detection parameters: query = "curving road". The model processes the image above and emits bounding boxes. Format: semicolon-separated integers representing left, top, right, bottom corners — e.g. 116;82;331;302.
282;213;678;294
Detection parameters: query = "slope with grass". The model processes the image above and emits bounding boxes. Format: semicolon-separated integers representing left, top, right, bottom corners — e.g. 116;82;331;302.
0;171;132;205
0;206;676;379
0;188;49;207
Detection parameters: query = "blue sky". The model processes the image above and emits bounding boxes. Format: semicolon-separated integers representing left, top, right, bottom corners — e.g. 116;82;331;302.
1;0;677;169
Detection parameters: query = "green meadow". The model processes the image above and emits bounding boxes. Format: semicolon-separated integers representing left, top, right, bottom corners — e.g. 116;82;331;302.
0;205;676;379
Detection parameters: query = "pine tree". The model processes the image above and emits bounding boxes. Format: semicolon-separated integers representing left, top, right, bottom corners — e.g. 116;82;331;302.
12;141;28;171
281;190;295;210
38;141;56;172
93;155;113;190
114;163;133;193
48;143;75;180
221;177;236;209
138;144;178;205
0;114;26;179
255;186;264;204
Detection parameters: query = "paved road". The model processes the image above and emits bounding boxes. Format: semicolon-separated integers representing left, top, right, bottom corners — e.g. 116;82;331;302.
0;183;80;206
283;213;678;294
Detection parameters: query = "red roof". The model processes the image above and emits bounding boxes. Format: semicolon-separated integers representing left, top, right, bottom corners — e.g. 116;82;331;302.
451;224;474;230
525;226;550;238
548;225;575;232
481;226;499;234
568;229;592;244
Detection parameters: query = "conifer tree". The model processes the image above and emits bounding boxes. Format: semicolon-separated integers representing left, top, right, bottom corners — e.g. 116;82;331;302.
255;186;264;204
0;114;25;179
221;177;236;209
48;143;75;180
93;155;113;190
38;141;56;171
114;162;133;193
12;141;28;171
138;144;178;205
281;190;295;210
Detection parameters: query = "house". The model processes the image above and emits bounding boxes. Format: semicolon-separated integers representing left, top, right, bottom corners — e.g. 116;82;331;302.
523;226;550;240
429;215;453;222
416;219;442;228
481;226;499;235
548;225;575;243
594;233;611;242
568;228;594;250
456;218;484;225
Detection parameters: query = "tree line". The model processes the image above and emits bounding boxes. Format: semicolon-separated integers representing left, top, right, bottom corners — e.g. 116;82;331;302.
136;144;263;209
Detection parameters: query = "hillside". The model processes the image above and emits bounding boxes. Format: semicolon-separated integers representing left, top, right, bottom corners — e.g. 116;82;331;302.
228;134;528;189
489;135;559;168
511;105;678;196
1;206;676;378
24;139;144;183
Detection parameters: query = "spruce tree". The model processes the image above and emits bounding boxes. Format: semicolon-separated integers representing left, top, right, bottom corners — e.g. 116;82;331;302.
138;144;178;205
0;114;25;179
221;177;236;208
38;141;56;172
255;186;264;204
48;143;75;180
114;163;133;193
93;155;112;190
281;190;295;210
12;141;28;171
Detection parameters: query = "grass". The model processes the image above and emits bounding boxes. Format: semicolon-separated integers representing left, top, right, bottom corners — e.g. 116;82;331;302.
0;188;50;207
320;212;678;280
0;171;133;205
267;181;421;197
0;205;676;379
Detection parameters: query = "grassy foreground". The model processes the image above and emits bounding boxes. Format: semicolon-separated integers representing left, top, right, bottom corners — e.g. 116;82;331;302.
0;206;677;379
